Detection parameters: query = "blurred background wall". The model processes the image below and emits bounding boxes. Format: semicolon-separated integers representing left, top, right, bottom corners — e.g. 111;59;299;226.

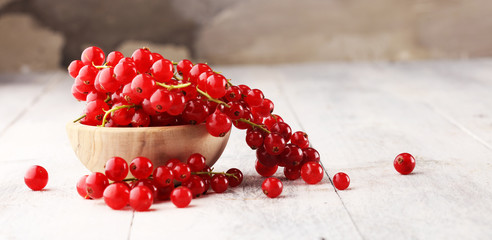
0;0;491;72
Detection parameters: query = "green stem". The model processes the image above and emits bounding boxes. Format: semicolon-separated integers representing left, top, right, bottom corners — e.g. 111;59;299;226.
196;87;231;108
156;81;191;91
73;114;86;123
99;104;136;127
236;118;271;134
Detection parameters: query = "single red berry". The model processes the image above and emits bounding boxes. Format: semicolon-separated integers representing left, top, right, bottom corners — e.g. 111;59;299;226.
177;59;193;80
170;187;193;208
206;110;232;137
85;172;109;199
172;162;191;182
206;73;228;99
183;175;206;198
263;114;283;130
84;99;110;125
97;67;120;93
225;85;242;102
393;153;416;175
104;157;129;182
255;159;278;177
106;51;124;67
103;183;130;210
130;157;154;179
333;172;350;190
245;89;264;107
132;48;153;73
71;84;88;101
189;63;212;83
167;91;186;116
187;153;207;172
245;129;264;150
24;165;48;191
302;147;320;163
76;175;91;199
121;83;143;105
81;46;105;66
151;52;164;62
291;131;309;149
129;186;154;211
226;168;243;187
219;101;244;120
279;144;303;167
263;132;286;155
182;99;209;125
77;65;98;86
150;88;173;113
110;102;135;126
301;161;324;185
284;166;301;180
68;60;85;78
211;174;229;193
262;177;283;198
150;59;174;83
153;166;174;187
114;61;137;84
251;98;274;117
131;74;156;99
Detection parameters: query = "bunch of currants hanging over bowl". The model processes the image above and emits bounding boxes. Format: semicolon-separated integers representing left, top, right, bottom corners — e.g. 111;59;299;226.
68;46;326;210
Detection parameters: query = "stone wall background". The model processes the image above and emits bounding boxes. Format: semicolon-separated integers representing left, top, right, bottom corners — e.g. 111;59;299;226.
0;0;491;72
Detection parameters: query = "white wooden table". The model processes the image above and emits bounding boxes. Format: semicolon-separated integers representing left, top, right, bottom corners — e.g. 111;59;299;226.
1;60;492;240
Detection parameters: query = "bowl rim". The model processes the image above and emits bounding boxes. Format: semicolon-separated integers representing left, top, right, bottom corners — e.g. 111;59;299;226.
66;121;209;133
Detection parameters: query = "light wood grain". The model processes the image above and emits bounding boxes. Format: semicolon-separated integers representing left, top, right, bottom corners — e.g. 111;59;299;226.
66;122;230;174
1;60;492;240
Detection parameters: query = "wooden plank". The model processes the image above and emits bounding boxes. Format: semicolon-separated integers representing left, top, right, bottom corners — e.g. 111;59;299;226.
277;62;492;239
0;73;58;135
130;66;363;239
0;72;134;239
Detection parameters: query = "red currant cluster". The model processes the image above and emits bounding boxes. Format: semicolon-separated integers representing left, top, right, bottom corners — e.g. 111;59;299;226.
68;46;326;195
76;154;243;211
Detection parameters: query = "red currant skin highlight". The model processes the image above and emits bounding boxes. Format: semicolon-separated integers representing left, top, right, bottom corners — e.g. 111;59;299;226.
333;172;350;190
24;165;48;191
394;152;416;175
129;186;154;211
103;183;130;210
301;161;324;185
262;177;283;198
171;187;193;208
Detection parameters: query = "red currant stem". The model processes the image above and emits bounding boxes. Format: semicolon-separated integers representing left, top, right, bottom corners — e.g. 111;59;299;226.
236;118;271;134
100;104;136;127
172;73;182;81
192;171;238;180
226;79;233;87
104;93;111;103
120;177;138;182
92;63;111;69
196;87;231;108
155;81;191;91
171;61;178;65
73;114;86;123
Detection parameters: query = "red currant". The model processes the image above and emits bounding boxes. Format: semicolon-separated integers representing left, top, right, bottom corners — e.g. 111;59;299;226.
165;158;181;169
291;131;309;149
182;99;209;125
76;175;91;199
129;186;153;211
211;174;228;193
279;144;303;167
183;175;206;198
284;166;301;180
226;168;243;187
104;157;129;182
85;172;109;199
302;147;320;163
206;73;228;99
150;88;173;112
98;67;120;92
225;86;241;102
261;177;283;198
132;48;153;73
245;89;264;107
153;166;174;187
81;46;105;66
255;159;278;177
150;59;174;83
270;122;292;142
246;129;264;150
301;161;324;185
206;110;232;137
131;109;151;127
130;157;154;179
177;59;193;80
114;61;137;84
106;51;124;67
68;60;85;78
393;153;416;175
131;179;157;199
187;153;207;172
167;91;186;116
103;183;130;210
24;165;48;191
256;146;279;167
170;187;193;208
172;162;191;182
131;74;156;99
333;172;350;190
189;63;212;83
263;132;286;155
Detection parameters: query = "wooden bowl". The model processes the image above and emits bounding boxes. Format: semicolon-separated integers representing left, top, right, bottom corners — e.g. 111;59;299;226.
66;122;230;174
